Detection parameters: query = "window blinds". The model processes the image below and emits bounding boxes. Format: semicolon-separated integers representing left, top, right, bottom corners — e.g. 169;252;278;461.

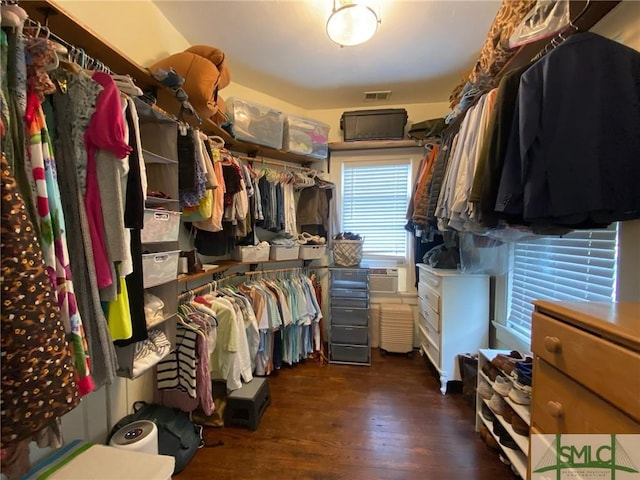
342;162;411;258
507;224;619;338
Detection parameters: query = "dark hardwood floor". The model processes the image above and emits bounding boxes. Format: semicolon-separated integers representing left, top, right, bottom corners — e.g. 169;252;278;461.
176;349;518;480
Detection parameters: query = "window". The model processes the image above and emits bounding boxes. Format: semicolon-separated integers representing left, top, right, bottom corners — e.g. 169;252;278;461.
341;160;411;259
506;224;619;339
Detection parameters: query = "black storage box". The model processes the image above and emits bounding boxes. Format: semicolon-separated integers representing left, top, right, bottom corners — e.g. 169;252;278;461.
340;108;408;141
408;117;446;141
225;377;271;430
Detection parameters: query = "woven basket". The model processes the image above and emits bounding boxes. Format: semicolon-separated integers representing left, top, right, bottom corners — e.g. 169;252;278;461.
332;239;364;266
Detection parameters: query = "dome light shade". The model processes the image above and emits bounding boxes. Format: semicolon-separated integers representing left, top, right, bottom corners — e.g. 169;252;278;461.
326;2;379;47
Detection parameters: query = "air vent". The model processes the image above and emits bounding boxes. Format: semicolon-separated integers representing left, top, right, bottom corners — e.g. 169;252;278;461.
364;90;392;101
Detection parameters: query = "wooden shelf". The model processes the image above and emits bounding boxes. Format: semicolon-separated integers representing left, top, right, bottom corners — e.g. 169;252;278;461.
177;260;238;284
23;1;323;169
329;139;420;151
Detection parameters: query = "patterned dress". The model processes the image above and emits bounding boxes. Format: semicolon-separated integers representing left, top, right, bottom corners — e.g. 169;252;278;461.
1;154;80;448
24;88;94;395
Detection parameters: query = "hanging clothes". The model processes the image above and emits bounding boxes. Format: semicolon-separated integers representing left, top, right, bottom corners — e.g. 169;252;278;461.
24;88;93;395
296;182;331;238
409;144;440;228
494;32;640;227
468;64;530;228
51;69;118;388
155;301;216;417
84;71;132;295
206;295;253;392
1;154;80;448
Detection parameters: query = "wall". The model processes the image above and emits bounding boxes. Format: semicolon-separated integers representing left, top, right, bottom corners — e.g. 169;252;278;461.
56;0;190;65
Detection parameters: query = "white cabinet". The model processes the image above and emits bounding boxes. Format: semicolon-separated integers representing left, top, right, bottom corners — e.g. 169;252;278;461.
476;349;530;479
416;264;489;394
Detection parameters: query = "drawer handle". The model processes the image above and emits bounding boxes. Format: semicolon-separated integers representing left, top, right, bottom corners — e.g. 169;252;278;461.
544;336;562;353
546;401;564;418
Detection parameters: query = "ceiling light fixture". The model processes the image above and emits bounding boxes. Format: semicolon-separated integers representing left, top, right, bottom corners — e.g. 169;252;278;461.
326;0;380;47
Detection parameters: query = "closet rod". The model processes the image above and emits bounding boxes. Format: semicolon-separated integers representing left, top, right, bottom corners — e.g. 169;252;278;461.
178;272;241;301
236;154;314;172
244;265;327;276
178;265;326;300
24;17;112;73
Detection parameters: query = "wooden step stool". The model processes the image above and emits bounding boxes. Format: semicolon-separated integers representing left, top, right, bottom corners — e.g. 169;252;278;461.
224;377;271;430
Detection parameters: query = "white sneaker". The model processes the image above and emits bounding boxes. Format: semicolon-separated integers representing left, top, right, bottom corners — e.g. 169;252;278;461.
508;382;531;405
494;375;512;397
478;379;494;400
488;393;507;416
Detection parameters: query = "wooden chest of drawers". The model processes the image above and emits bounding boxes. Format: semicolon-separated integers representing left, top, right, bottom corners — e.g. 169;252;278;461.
531;301;640;436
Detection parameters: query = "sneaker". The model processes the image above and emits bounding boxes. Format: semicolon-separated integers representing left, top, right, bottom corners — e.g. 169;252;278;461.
494;375;512;397
515;362;533;386
512;413;529;436
492;419;519;450
482;363;501;382
502;403;515;424
480;424;500;452
478;379;494;400
489;393;506;416
482;403;496;422
499;431;519;450
508;382;531;405
492;417;506;436
491;351;524;374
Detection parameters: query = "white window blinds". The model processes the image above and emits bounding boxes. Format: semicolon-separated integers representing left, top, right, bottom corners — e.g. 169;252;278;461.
341;161;411;258
507;224;619;338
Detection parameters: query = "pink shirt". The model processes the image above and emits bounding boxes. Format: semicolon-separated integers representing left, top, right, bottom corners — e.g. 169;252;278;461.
84;72;131;289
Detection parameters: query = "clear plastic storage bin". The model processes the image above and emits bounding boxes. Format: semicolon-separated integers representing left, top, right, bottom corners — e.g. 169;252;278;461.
232;244;271;263
283;115;330;159
227;97;284;149
141;209;181;244
269;245;300;261
142;250;180;288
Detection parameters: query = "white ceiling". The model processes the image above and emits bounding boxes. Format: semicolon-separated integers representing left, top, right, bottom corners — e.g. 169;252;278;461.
153;1;502;110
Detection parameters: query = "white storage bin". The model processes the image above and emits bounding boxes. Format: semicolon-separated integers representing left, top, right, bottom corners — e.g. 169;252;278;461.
299;245;326;260
142;250;180;288
141;209;181;244
227;97;284;149
283;115;330;159
270;245;300;261
232;244;271;263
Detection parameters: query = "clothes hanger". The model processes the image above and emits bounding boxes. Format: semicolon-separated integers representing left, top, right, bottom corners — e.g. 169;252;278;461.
208;135;225;149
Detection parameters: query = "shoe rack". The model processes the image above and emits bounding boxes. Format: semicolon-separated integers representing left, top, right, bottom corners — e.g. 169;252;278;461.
476;349;531;479
114;99;181;379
